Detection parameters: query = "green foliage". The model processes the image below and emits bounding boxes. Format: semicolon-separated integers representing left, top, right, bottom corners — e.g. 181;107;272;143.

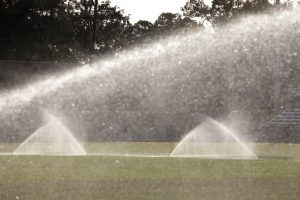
0;0;76;62
72;0;131;62
154;12;199;34
0;1;204;63
211;0;243;23
130;20;154;43
0;0;131;63
182;0;212;21
182;0;289;25
240;0;273;14
0;0;292;63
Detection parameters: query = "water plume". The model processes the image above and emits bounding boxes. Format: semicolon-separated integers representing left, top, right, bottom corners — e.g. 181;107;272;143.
13;111;86;156
170;118;257;159
0;10;299;143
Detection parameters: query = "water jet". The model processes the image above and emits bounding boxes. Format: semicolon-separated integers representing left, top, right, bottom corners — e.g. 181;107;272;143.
13;111;86;156
0;10;299;145
170;118;257;159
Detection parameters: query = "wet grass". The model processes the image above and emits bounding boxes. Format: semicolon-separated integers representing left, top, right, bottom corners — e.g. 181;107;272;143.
2;142;300;158
84;142;175;155
0;143;300;200
84;142;300;157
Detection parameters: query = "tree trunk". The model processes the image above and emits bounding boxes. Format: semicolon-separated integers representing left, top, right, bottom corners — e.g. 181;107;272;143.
91;0;98;53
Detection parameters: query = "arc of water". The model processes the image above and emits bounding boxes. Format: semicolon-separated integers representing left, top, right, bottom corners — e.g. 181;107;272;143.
13;111;87;156
0;37;185;113
170;118;257;159
209;119;257;158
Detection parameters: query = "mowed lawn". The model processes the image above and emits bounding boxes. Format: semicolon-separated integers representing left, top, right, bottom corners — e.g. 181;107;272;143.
0;143;300;200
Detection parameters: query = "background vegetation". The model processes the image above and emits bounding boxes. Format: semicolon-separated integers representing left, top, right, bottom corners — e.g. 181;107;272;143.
0;0;293;63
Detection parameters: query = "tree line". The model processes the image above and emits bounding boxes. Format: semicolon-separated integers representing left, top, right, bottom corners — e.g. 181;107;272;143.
0;0;292;63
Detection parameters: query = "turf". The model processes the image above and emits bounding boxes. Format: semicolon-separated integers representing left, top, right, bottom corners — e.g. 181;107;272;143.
0;143;300;200
84;142;300;157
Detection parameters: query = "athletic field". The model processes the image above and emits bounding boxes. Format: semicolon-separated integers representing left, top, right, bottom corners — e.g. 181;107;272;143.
0;143;300;200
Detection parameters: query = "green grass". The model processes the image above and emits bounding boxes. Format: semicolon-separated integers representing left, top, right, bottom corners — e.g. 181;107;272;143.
3;142;300;158
0;143;300;200
0;143;19;153
85;142;300;158
84;142;175;155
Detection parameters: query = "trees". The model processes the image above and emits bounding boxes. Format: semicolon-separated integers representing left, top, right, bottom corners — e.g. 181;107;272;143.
182;0;243;24
154;12;198;34
0;0;131;63
130;20;154;43
181;0;277;25
211;0;243;23
0;0;76;62
0;0;287;63
70;0;131;62
239;0;273;14
182;0;211;22
154;13;182;33
93;2;131;54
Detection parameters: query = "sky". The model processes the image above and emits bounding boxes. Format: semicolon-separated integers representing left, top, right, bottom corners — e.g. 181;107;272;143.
110;0;187;23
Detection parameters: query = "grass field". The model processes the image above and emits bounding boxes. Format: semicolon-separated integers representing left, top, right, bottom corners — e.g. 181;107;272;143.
0;143;300;200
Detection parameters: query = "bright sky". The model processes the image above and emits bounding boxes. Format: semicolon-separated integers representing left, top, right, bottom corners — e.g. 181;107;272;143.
110;0;187;23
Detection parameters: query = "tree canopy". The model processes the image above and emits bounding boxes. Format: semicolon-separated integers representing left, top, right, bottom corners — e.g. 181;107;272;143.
0;0;292;63
182;0;290;24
